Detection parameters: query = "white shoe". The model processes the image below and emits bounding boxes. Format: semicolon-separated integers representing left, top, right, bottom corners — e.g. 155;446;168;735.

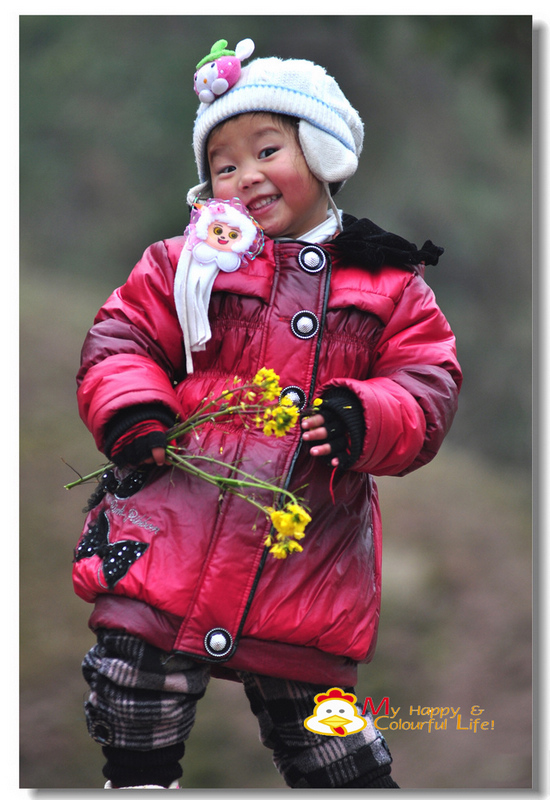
104;780;179;789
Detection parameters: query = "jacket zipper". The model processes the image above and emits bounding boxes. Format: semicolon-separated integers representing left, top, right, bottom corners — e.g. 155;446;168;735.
232;244;333;650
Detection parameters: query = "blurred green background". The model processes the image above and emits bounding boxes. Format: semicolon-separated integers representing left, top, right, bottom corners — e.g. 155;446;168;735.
20;15;532;790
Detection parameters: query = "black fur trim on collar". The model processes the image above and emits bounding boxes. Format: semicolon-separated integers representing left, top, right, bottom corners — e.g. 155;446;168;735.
332;214;444;270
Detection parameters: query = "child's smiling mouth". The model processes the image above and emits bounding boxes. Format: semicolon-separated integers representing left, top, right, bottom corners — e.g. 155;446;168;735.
248;194;281;214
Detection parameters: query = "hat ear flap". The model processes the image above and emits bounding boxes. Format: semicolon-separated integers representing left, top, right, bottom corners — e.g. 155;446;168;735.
187;180;211;206
298;120;358;184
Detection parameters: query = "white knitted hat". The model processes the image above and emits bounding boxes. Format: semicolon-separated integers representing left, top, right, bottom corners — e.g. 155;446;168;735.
187;54;364;204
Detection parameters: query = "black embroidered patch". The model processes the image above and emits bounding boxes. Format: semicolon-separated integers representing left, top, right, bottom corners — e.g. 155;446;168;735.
83;467;151;512
74;510;149;589
115;469;151;498
83;469;118;512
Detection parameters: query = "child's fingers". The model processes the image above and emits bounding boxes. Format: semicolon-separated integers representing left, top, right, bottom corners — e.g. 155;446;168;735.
302;411;343;464
151;446;167;466
301;413;326;432
140;446;167;467
308;442;332;457
302;426;328;443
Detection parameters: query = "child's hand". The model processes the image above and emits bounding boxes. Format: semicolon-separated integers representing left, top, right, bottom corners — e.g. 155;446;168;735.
301;390;366;471
105;412;175;469
301;414;341;467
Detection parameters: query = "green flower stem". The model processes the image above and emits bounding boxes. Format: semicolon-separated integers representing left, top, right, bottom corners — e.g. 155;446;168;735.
167;402;266;440
62;370;310;558
64;464;111;490
165;447;301;510
64;376;289;498
166;377;280;439
63;403;264;491
166;449;271;517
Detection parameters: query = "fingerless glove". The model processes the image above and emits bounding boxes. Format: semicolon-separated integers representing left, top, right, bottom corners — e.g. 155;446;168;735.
103;404;176;467
303;387;365;471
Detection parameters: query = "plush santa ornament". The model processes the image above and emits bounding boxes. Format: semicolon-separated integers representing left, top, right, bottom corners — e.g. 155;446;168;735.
192;200;259;270
174;198;264;373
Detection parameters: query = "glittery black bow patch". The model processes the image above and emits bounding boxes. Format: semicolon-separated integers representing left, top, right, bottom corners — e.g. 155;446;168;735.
74;510;149;589
84;467;152;512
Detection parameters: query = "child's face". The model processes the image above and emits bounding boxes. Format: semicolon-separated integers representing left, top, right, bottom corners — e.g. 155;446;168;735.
207;113;328;239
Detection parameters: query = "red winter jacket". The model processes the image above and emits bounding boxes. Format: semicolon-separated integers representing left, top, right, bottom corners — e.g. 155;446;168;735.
74;224;461;686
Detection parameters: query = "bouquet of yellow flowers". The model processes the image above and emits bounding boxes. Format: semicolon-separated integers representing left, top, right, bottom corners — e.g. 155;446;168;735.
66;368;311;559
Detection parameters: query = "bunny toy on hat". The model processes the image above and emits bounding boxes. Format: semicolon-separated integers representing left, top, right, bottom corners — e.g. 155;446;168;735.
194;38;255;104
187;38;364;207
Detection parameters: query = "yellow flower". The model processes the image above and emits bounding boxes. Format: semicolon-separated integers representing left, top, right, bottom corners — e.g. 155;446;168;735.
278;395;299;420
269;508;297;537
269;542;291;559
285;502;311;534
267;539;304;559
253;368;282;401
262;419;277;437
262;399;299;437
268;502;311;548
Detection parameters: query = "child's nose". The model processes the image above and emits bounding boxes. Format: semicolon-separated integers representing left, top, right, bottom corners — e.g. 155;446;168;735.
239;164;263;190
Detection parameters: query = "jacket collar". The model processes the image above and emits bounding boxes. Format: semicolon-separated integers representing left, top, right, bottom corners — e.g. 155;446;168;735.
331;213;444;271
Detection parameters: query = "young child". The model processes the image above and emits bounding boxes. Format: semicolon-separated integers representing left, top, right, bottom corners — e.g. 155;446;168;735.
73;38;462;789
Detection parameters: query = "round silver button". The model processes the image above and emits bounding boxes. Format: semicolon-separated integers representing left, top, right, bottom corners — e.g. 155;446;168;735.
280;386;307;410
298;245;327;273
304;251;320;268
291;311;319;339
210;633;227;652
204;628;233;657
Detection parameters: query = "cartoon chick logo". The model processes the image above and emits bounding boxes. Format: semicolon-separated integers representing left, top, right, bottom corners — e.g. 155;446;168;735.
304;688;367;737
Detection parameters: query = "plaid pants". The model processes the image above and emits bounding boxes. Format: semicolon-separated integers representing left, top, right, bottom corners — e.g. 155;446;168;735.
82;630;394;788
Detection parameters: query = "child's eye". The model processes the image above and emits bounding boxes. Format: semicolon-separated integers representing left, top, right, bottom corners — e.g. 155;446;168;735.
218;165;236;175
259;147;277;159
